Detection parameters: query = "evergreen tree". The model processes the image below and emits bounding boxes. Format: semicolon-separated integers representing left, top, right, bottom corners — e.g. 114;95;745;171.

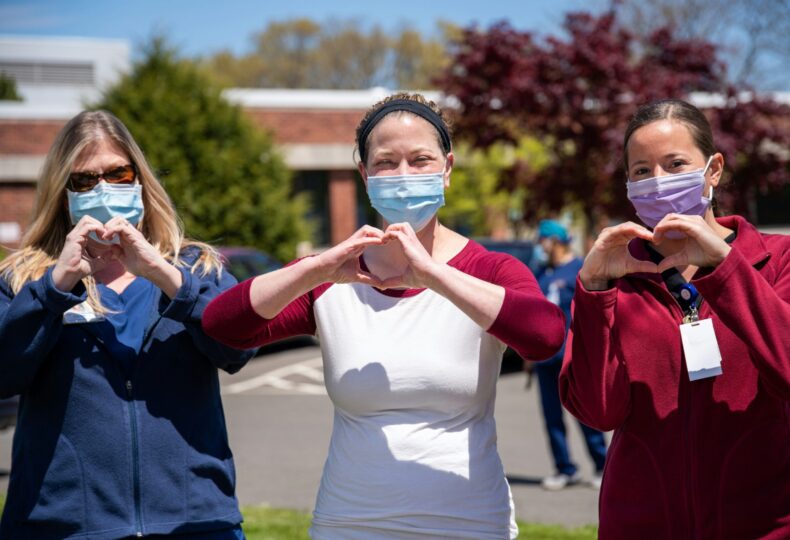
96;38;311;262
0;73;22;101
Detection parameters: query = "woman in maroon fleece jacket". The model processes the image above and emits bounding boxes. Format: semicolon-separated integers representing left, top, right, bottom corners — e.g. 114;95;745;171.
560;99;790;539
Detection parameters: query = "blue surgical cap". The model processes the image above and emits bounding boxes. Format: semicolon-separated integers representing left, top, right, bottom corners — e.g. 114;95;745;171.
538;219;570;244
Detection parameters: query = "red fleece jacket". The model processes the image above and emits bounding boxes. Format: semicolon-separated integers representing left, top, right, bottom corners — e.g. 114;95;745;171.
560;216;790;540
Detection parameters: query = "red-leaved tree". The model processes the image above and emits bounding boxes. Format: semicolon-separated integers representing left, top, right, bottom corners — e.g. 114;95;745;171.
437;10;789;230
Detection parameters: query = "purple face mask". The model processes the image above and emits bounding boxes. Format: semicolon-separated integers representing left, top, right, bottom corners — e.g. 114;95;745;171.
626;157;714;237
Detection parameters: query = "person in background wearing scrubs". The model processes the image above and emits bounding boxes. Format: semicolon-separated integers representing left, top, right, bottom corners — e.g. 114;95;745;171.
560;98;790;539
533;219;606;490
0;110;254;539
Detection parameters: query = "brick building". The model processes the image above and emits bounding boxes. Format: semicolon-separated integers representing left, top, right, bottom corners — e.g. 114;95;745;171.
0;36;446;251
2;36;786;252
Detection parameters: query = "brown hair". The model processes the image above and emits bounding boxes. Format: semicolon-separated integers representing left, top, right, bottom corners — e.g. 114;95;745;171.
355;92;453;165
623;99;716;170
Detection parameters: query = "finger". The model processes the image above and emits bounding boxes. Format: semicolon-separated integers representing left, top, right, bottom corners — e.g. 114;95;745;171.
354;270;384;287
379;276;406;289
74;214;104;229
354;225;385;239
102;220;136;240
382;229;409;243
70;222;107;244
610;222;654;242
384;222;417;237
345;236;383;255
653;214;703;243
73;216;105;234
657;253;688;273
628;258;660;275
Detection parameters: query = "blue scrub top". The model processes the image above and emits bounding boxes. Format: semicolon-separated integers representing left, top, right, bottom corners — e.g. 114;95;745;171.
96;277;158;376
100;278;246;540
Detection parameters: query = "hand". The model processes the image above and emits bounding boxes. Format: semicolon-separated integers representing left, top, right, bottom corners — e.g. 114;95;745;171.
653;214;731;272
315;225;385;286
102;217;183;296
379;223;440;289
579;222;659;290
51;216;114;291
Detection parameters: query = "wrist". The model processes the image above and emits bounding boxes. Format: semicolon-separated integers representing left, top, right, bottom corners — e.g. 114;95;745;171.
579;271;611;291
51;265;80;292
148;261;182;297
420;261;447;291
711;244;732;266
301;254;332;285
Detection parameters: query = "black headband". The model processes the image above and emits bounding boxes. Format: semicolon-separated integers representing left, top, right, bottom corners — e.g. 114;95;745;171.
357;99;452;163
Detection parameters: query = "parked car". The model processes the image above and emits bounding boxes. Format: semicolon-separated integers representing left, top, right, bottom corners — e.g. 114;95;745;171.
0;396;18;431
475;238;542;274
217;246;317;351
217;246;282;283
476;238;544;374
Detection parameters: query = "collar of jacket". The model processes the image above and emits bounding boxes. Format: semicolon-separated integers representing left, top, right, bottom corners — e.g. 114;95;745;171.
625;215;772;284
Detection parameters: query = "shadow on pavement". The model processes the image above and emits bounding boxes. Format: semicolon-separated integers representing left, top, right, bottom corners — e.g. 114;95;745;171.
506;474;543;486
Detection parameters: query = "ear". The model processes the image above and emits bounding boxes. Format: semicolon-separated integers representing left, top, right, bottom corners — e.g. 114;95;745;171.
357;161;368;187
708;152;725;187
443;152;454;188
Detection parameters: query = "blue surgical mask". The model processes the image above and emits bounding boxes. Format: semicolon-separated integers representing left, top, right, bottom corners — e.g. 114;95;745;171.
366;172;445;231
67;182;144;243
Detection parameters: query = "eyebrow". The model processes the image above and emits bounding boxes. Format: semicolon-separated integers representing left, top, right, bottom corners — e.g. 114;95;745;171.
630;153;689;167
370;146;438;159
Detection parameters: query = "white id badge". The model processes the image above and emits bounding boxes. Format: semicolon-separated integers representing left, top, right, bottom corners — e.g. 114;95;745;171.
63;301;106;324
679;318;722;381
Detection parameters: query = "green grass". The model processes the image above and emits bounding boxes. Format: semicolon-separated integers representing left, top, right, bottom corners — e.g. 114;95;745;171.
241;506;312;539
0;496;596;539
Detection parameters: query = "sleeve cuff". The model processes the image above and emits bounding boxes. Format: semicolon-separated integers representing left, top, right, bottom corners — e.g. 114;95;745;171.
692;248;744;296
159;266;200;321
575;276;618;308
37;267;88;313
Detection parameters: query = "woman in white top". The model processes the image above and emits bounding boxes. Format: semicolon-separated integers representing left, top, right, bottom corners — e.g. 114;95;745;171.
203;92;566;539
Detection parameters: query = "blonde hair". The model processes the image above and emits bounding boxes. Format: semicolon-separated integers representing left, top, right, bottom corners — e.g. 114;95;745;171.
0;110;222;311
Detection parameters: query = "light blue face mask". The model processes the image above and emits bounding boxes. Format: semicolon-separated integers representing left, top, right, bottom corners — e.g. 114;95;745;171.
366;172;445;232
67;182;144;244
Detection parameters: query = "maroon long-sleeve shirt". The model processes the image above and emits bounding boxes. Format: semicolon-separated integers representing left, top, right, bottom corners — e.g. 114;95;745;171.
561;215;790;539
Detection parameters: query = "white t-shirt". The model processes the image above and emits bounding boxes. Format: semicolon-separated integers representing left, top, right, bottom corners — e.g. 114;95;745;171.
202;240;567;539
310;281;515;539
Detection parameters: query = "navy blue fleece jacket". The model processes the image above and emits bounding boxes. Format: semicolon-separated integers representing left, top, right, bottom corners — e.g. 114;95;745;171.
0;249;255;540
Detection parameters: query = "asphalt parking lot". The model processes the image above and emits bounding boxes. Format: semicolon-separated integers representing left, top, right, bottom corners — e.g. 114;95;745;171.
0;345;603;527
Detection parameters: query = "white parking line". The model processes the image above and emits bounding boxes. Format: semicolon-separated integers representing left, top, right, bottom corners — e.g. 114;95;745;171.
222;356;326;395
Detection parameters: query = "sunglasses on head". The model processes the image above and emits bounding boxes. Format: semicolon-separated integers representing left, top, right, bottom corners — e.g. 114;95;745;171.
67;164;137;193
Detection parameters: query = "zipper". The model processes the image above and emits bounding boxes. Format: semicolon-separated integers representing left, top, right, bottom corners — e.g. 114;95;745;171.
126;313;162;537
79;292;164;537
126;380;144;537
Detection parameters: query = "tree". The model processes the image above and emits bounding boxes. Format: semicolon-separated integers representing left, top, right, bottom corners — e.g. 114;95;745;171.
392;22;461;89
205;19;458;90
617;0;790;90
96;38;311;262
439;137;550;237
0;73;22;101
437;10;789;230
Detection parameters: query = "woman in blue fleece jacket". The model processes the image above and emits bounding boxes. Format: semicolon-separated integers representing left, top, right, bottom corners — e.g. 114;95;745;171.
0;110;255;540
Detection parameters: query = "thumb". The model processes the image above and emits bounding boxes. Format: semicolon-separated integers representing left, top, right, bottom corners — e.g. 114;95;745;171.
628;257;659;275
657;253;687;273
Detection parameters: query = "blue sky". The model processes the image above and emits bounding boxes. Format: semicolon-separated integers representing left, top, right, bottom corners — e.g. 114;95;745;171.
0;0;601;57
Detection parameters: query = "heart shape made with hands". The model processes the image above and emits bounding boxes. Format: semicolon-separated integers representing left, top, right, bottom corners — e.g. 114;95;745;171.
349;223;428;289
